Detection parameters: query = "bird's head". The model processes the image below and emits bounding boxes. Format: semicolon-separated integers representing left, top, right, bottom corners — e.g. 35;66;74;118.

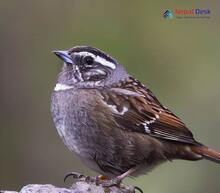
53;46;129;90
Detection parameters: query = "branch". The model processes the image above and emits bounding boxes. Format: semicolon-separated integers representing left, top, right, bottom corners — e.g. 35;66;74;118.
0;180;137;193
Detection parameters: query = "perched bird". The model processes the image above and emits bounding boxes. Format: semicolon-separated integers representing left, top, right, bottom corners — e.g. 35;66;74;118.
51;46;220;186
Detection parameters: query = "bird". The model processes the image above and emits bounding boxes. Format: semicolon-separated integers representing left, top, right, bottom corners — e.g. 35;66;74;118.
51;46;220;187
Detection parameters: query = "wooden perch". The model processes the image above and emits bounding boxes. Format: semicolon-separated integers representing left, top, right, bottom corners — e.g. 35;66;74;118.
0;180;139;193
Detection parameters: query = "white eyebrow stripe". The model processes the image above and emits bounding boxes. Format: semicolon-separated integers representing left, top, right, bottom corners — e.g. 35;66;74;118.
95;55;116;69
75;51;116;69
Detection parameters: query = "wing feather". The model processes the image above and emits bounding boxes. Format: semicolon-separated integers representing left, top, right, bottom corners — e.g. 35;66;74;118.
100;77;198;145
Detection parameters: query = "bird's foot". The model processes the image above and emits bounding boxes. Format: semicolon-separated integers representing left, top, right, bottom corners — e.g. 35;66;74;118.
95;175;126;188
64;172;143;192
94;175;108;185
64;172;106;184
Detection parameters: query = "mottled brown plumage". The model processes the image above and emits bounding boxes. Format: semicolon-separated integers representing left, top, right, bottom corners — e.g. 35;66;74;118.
51;46;220;186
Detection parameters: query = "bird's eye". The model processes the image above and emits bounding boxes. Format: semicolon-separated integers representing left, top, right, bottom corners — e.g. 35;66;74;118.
83;56;94;65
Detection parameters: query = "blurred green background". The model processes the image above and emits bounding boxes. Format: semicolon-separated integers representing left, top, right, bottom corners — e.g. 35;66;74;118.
0;1;220;192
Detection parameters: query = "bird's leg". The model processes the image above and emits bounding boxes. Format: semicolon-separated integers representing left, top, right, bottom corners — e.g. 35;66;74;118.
99;166;139;187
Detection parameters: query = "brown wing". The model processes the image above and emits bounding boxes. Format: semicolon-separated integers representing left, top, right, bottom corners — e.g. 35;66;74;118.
100;77;198;145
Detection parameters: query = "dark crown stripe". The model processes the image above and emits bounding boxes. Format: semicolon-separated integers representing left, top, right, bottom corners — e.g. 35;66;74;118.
70;46;117;64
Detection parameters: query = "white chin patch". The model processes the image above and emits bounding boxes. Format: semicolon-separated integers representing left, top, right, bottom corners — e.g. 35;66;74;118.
76;51;116;69
54;83;74;91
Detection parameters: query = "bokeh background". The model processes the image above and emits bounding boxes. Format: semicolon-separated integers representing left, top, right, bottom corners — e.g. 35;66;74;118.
0;1;220;193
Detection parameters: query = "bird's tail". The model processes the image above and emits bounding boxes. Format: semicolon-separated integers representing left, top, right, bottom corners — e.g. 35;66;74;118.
191;145;220;164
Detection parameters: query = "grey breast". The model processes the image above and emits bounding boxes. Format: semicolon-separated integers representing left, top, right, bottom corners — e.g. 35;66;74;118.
51;89;104;158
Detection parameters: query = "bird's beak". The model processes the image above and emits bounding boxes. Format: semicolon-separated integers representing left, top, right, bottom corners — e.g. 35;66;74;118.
53;50;73;64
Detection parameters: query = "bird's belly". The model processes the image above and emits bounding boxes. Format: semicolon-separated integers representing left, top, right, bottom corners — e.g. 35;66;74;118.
51;91;96;158
55;122;83;155
51;91;166;177
52;111;96;159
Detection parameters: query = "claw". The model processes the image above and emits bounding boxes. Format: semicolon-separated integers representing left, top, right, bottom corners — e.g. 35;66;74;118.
64;172;85;183
134;186;144;193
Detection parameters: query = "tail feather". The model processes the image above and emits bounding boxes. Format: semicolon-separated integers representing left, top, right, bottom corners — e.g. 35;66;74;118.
191;146;220;164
